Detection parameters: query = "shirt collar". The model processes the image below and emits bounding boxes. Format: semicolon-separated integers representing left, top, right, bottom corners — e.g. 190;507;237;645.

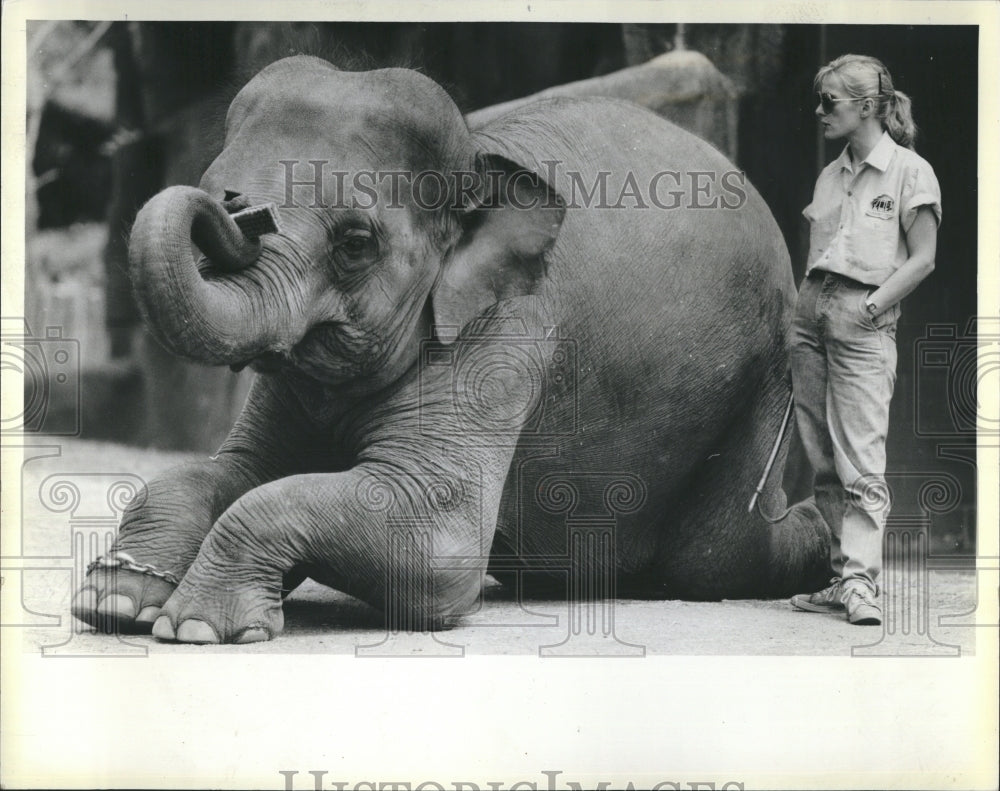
835;145;854;173
863;131;897;172
838;130;897;174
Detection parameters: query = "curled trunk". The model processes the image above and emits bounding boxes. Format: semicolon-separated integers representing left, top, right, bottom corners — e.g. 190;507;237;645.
128;186;281;364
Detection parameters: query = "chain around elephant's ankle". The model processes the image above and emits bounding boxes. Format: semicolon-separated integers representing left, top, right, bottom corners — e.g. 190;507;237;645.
86;551;181;586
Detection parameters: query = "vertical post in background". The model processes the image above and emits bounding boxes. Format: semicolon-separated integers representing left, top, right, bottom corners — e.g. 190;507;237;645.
816;25;827;178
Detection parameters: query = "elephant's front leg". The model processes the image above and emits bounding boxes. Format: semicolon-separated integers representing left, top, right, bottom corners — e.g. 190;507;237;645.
71;461;260;634
150;464;491;643
71;377;325;634
152;297;552;643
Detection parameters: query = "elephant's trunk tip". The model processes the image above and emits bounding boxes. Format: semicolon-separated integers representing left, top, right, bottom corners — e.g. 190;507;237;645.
228;202;283;240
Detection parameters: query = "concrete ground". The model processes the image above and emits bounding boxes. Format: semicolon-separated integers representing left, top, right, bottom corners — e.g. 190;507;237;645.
7;439;981;657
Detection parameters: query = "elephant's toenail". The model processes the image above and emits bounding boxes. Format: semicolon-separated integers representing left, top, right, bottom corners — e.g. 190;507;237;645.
136;606;161;626
97;594;136;620
235;628;269;644
175;620;220;644
152;616;176;641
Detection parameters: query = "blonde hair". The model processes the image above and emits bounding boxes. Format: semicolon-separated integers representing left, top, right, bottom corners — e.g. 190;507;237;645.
814;54;918;150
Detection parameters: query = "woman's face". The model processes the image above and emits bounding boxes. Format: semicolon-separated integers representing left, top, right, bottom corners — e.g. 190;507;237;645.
816;74;864;141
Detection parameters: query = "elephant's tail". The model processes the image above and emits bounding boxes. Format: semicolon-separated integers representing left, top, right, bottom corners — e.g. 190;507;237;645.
765;498;832;596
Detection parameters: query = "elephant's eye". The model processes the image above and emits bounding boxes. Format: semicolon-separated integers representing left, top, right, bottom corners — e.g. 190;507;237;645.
339;229;377;263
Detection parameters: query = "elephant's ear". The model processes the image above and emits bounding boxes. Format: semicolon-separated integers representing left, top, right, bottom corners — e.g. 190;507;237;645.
431;154;565;343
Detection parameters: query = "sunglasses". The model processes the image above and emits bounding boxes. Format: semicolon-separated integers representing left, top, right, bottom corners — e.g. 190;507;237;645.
817;92;863;115
817;74;885;115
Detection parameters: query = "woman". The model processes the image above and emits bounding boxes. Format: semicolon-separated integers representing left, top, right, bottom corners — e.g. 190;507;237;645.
789;54;941;625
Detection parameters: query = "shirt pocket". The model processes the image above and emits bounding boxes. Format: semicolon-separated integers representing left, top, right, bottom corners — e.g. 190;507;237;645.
850;212;899;270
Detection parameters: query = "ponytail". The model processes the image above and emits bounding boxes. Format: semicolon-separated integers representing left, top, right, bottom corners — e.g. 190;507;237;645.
883;89;917;150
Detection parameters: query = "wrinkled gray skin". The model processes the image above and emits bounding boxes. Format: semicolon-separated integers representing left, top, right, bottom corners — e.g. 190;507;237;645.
72;56;829;644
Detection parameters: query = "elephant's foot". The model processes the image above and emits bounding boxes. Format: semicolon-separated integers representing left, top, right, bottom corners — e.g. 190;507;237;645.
766;498;833;596
71;525;205;634
151;526;287;644
72;567;177;634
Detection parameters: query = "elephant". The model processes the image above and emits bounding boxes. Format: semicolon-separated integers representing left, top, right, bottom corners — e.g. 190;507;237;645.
72;54;830;644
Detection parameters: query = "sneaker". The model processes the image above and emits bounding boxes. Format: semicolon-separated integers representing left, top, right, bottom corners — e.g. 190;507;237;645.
790;578;844;613
842;581;882;626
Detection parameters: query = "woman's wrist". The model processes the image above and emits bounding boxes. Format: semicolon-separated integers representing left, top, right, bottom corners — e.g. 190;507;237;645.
865;290;883;315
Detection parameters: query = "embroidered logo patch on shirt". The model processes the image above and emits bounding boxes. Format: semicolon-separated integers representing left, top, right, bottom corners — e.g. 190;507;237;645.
866;194;896;220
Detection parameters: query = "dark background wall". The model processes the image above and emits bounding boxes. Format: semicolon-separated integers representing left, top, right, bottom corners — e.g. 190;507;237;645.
28;22;979;553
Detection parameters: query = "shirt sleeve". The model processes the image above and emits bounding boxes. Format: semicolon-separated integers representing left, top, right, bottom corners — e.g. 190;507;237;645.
900;159;942;232
802;170;827;222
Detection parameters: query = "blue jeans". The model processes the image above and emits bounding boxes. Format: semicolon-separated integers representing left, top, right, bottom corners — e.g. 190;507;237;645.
790;270;900;593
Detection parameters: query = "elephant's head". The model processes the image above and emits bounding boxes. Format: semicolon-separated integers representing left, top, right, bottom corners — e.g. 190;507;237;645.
129;55;565;390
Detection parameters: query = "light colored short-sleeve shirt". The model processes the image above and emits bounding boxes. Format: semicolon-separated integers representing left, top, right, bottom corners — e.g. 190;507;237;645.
803;130;942;286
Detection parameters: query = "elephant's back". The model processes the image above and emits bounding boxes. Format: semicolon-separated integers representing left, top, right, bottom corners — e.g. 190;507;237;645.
472;96;793;331
477;97;795;579
475;97;789;280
